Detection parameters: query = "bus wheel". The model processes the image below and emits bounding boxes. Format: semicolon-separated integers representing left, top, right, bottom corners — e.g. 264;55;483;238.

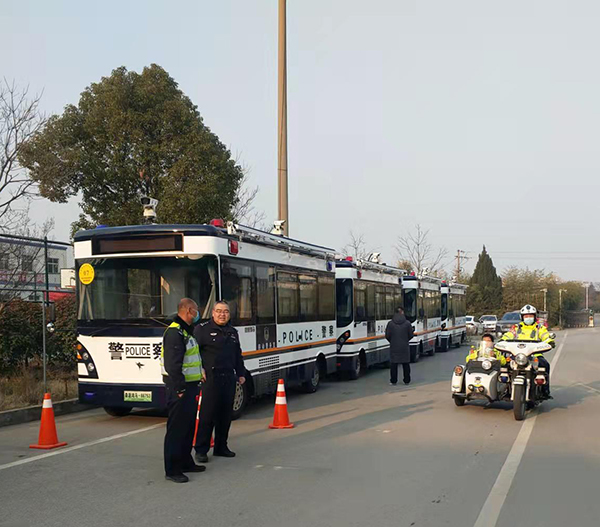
454;335;462;348
232;381;249;420
410;345;420;363
104;406;132;417
302;360;321;393
428;340;436;356
348;355;362;380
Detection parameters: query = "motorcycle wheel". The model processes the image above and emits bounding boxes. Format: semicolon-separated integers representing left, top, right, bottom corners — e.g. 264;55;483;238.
513;384;526;421
453;396;465;407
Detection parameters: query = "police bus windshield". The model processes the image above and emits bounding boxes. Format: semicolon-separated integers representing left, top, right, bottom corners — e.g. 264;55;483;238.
77;255;217;325
404;289;417;322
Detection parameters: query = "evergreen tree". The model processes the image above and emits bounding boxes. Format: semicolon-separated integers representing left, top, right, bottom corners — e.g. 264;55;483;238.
467;246;503;316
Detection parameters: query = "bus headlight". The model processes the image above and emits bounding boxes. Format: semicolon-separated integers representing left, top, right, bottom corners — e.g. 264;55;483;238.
515;353;529;366
87;363;96;372
482;359;492;371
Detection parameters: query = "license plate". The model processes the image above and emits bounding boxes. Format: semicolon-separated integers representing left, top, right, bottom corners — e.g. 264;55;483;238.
124;391;152;403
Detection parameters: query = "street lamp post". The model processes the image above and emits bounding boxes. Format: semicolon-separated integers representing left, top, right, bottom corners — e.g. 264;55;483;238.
559;289;567;328
540;288;548;312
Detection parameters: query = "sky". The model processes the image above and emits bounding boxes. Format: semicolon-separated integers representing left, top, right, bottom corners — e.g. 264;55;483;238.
2;0;599;281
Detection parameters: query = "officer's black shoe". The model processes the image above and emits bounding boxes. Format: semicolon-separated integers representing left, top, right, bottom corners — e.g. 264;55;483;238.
165;474;189;483
213;448;236;458
182;464;206;473
195;453;209;464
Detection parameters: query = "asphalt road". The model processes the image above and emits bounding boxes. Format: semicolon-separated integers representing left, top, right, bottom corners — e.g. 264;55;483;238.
0;329;599;527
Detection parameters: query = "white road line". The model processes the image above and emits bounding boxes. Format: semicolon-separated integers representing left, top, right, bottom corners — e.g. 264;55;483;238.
473;332;568;527
0;422;164;472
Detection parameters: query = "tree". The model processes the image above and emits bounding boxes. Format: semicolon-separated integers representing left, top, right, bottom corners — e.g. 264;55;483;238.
0;80;46;232
395;224;447;276
342;230;375;261
467;246;503;316
231;172;267;229
19;65;244;234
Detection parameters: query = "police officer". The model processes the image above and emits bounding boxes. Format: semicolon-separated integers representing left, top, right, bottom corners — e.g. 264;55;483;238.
501;304;555;398
194;300;246;463
162;298;207;483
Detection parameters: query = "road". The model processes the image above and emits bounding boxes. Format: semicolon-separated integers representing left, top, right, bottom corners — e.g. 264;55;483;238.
1;329;599;527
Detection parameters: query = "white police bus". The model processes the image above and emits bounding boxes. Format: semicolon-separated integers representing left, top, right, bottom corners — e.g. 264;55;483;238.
401;273;443;362
75;221;337;418
335;257;406;378
438;282;467;351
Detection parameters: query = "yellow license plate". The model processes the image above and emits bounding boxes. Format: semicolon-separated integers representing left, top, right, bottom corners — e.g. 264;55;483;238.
124;391;152;403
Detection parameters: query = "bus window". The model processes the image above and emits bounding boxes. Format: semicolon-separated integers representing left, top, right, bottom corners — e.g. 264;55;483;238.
366;282;376;321
354;281;367;322
385;286;395;319
77;255;217;324
277;271;299;324
299;274;318;322
336;278;353;327
256;264;275;325
221;260;254;326
375;285;386;320
404;289;417;322
441;293;448;320
318;274;335;321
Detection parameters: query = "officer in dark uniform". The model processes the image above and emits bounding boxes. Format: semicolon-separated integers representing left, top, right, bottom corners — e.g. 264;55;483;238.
162;298;207;483
194;300;246;463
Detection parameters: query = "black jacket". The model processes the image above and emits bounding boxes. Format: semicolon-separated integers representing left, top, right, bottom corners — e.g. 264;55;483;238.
162;316;197;392
194;319;246;379
385;313;415;363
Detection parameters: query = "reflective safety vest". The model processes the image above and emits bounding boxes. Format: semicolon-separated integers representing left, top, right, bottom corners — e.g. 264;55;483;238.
160;322;202;382
501;322;553;356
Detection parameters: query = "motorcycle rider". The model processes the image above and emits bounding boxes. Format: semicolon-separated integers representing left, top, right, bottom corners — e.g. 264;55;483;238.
466;333;507;365
501;304;555;398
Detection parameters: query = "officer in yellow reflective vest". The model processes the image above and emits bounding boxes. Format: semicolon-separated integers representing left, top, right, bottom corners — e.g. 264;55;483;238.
466;333;507;365
501;304;555;398
161;298;206;483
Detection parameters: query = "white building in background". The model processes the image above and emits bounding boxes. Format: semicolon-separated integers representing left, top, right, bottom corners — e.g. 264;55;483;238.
0;236;74;302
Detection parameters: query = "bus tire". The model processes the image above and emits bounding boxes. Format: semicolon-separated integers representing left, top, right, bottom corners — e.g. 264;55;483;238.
348;355;362;380
232;380;249;420
410;345;420;363
104;406;132;417
302;359;322;393
428;340;436;357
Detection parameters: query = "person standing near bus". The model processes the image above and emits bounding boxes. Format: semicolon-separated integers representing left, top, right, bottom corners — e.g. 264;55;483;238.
194;300;246;463
385;307;415;385
161;298;206;483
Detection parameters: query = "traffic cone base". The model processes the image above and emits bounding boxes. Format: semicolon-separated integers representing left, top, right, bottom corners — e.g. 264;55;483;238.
30;393;67;450
193;390;215;448
269;379;294;429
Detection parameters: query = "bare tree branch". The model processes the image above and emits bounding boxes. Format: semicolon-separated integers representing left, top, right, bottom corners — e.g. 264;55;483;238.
231;167;267;229
0;79;46;231
395;224;448;276
341;230;376;261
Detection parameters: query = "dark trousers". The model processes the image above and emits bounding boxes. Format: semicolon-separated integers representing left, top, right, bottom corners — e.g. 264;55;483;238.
195;371;236;454
390;362;411;384
538;356;551;394
164;383;199;476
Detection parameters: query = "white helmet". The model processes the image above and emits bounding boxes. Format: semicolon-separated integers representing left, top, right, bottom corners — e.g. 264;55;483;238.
520;305;538;317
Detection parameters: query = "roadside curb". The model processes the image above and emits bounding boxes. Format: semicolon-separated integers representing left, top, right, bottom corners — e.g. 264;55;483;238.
0;399;95;428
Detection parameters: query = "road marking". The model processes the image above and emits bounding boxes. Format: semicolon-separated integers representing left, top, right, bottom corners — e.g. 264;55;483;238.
0;422;164;472
473;332;568;527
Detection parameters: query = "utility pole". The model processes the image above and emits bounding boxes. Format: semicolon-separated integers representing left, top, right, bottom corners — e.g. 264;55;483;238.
277;0;289;236
559;288;567;328
540;288;548;312
454;250;469;278
585;282;590;310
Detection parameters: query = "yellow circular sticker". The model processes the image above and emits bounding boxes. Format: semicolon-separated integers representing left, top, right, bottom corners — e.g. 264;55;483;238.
79;263;95;285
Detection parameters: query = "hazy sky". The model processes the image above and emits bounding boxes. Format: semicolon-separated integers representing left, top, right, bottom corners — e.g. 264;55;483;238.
2;0;599;281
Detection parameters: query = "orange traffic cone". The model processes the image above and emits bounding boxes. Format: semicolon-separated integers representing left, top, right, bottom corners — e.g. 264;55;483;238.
30;393;67;450
269;379;294;429
193;391;215;448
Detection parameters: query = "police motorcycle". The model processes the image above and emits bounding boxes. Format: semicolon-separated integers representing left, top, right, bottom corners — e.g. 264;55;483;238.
494;337;554;421
451;341;511;409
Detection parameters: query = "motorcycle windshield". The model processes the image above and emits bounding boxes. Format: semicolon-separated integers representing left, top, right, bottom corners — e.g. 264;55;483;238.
476;342;496;360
